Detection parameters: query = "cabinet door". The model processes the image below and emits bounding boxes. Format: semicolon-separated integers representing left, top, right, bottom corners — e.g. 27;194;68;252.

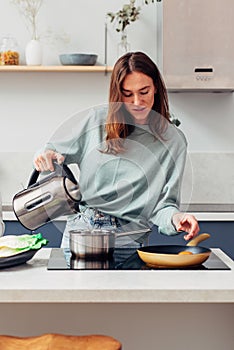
163;0;234;90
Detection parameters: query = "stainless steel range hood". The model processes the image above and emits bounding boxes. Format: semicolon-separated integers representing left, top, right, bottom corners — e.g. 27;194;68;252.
162;0;234;92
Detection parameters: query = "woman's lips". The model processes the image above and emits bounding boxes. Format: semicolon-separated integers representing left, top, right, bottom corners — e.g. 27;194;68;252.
132;107;146;112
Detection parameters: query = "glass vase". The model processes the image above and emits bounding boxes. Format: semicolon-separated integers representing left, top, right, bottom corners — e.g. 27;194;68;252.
117;31;130;58
25;39;43;66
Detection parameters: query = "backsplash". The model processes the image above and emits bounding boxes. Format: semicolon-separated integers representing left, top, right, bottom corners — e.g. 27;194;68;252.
181;152;234;204
1;152;233;207
0;152;34;206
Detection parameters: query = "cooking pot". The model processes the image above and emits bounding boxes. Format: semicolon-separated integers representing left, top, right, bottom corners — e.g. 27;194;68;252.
137;233;211;268
69;228;151;259
13;163;81;230
70;257;113;269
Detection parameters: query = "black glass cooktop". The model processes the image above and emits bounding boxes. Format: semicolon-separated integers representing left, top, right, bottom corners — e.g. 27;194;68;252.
47;248;231;270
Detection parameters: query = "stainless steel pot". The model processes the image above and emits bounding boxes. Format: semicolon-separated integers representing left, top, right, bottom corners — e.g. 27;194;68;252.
13;163;81;230
70;257;112;269
69;228;151;259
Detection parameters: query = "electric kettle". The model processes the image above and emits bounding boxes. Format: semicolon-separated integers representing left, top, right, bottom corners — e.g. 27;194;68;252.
13;163;81;231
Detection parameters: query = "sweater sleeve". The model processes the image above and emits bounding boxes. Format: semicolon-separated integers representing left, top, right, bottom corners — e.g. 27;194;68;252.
150;140;187;236
43;107;104;166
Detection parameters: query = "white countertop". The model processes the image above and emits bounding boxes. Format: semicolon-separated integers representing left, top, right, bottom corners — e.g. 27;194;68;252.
0;248;233;303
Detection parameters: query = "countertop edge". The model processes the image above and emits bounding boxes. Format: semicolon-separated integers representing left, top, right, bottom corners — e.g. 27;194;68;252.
3;211;234;222
0;290;233;303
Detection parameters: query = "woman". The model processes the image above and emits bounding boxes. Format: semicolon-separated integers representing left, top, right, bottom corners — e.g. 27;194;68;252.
34;51;199;248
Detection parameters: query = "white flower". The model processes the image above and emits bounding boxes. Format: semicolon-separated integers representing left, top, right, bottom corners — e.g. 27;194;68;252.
11;0;44;40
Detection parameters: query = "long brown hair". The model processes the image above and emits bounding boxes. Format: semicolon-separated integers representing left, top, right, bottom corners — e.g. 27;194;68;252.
104;51;170;153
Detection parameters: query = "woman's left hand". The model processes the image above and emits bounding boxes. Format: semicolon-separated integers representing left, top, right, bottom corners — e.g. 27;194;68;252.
172;213;200;241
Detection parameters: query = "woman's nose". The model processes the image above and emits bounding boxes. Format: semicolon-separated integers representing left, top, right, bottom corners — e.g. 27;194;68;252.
133;93;141;105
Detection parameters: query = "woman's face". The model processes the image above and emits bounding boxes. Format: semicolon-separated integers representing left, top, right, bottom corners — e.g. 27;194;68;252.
121;71;156;125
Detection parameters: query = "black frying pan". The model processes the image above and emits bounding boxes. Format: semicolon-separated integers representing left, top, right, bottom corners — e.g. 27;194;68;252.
137;233;211;268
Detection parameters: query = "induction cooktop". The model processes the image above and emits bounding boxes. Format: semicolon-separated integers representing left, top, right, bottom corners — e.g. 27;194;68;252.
47;248;231;270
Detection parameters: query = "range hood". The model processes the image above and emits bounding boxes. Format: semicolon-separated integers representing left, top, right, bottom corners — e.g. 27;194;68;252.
162;0;234;91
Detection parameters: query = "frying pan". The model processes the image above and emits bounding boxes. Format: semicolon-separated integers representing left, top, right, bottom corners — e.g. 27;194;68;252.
137;233;211;268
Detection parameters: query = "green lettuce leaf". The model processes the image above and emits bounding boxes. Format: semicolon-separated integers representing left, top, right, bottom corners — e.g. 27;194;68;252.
0;233;48;257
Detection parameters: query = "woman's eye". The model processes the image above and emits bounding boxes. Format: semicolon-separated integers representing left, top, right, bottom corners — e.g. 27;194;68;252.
122;90;149;98
122;92;132;97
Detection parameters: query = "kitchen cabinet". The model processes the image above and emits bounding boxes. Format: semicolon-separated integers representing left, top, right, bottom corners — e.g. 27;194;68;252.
162;0;234;91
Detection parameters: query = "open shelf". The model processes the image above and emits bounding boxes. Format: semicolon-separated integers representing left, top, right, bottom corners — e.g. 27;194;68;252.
0;65;113;72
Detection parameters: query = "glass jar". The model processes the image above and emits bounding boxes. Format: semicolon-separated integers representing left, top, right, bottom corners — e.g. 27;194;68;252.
0;36;19;65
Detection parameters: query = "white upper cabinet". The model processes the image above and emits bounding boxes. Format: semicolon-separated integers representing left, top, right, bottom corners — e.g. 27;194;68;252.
162;0;234;91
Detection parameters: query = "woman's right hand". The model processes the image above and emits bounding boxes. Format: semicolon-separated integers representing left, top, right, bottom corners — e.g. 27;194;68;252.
34;150;65;172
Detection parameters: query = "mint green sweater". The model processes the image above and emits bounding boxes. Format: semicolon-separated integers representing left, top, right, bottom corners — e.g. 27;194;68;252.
46;106;187;235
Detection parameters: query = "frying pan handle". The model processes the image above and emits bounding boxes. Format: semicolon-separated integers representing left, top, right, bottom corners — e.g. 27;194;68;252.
186;233;211;247
28;162;77;188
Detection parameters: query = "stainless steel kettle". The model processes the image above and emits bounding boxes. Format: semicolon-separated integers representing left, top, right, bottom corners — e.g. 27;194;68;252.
13;163;81;231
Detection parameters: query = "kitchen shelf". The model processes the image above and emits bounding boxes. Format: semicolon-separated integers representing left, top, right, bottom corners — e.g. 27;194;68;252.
0;65;113;72
2;65;232;91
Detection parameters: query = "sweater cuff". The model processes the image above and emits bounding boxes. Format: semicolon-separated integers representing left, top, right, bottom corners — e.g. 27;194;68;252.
157;207;180;236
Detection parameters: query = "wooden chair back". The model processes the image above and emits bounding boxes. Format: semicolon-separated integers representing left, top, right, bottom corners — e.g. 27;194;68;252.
0;333;122;350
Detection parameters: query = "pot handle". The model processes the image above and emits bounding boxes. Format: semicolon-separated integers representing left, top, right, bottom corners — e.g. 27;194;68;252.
28;162;78;188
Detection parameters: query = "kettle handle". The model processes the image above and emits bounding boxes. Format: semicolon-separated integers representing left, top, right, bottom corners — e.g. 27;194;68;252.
28;162;78;188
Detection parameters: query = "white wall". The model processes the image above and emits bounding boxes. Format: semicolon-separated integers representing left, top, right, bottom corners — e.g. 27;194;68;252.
0;0;157;67
0;0;233;205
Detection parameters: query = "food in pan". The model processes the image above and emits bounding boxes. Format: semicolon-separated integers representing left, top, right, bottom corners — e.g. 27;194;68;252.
178;251;193;255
